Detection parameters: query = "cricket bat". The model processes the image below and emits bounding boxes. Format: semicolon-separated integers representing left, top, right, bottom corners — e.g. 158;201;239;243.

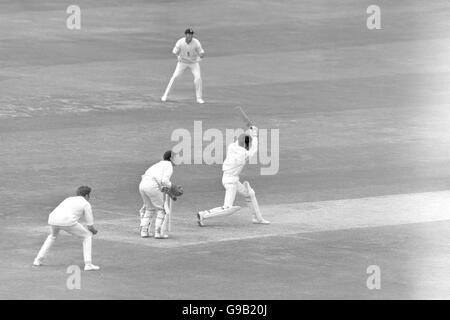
234;106;253;128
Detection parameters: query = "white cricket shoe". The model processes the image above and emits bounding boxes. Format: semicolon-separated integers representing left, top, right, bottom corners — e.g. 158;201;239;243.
252;218;270;224
84;263;100;271
161;95;167;102
33;258;42;267
197;211;205;227
196;98;205;104
140;227;151;238
154;233;169;239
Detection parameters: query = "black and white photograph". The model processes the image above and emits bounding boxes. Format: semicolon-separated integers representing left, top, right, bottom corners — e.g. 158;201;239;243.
1;0;450;305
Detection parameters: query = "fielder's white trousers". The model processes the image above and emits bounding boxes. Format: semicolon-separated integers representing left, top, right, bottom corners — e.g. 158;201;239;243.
163;62;202;99
36;223;93;264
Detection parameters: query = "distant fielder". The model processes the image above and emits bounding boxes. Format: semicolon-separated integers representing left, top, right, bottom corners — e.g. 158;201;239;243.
139;150;183;239
33;186;100;271
161;28;205;104
197;126;270;226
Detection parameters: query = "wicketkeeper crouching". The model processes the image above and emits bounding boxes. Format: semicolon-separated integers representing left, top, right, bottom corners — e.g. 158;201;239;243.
138;150;183;239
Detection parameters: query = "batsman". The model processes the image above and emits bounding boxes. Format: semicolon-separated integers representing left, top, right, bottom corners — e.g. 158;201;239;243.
197;125;270;226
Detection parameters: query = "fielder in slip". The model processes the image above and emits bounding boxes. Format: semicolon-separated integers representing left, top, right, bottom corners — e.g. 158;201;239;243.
139;150;181;239
161;28;205;104
33;186;100;271
197;126;270;226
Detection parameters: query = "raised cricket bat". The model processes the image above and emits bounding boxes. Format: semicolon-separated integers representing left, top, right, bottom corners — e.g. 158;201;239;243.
234;106;253;128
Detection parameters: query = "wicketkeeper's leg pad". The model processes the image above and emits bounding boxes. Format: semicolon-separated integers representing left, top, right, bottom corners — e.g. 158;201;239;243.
139;205;145;219
154;210;168;237
140;208;156;230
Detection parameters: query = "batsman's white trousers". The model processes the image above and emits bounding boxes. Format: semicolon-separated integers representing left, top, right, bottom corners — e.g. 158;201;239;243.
163;61;202;99
200;174;266;221
223;179;265;222
222;174;250;207
36;223;93;263
223;181;250;207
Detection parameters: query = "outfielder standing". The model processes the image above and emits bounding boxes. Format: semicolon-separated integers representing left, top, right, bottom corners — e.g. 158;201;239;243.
197;126;270;226
139;150;180;239
33;186;100;271
161;28;205;104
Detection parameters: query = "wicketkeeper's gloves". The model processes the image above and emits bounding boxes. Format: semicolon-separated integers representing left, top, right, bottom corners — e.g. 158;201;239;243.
87;225;98;235
161;184;184;201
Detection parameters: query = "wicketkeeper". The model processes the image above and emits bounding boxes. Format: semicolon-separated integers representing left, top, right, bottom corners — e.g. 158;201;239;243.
197;126;270;226
139;150;183;239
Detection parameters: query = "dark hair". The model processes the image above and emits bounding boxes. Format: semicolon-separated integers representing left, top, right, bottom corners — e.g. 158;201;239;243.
244;135;250;150
76;186;91;197
238;134;251;150
185;28;194;34
163;150;173;161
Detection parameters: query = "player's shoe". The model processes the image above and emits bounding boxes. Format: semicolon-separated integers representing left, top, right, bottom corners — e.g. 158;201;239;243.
196;98;205;104
154;233;169;239
140;227;152;238
32;257;42;267
161;95;167;102
197;211;205;227
252;218;270;224
84;263;100;271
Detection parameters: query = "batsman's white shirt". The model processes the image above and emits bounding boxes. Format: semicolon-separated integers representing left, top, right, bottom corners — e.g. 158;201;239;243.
222;137;258;183
48;196;94;227
141;160;173;189
173;37;204;64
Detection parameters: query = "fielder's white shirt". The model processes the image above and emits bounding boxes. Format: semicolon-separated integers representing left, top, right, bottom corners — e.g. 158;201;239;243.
222;137;258;179
48;196;94;227
173;37;204;64
141;160;173;189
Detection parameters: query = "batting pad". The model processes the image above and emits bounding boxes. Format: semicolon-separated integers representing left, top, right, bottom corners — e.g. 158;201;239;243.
202;206;242;220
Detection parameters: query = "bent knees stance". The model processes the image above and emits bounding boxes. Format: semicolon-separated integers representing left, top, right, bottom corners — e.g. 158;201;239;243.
47;234;57;241
139;187;150;208
64;223;91;239
172;62;188;78
223;183;238;207
139;182;164;231
49;226;61;239
148;190;164;210
140;182;164;210
237;181;251;197
156;210;166;219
